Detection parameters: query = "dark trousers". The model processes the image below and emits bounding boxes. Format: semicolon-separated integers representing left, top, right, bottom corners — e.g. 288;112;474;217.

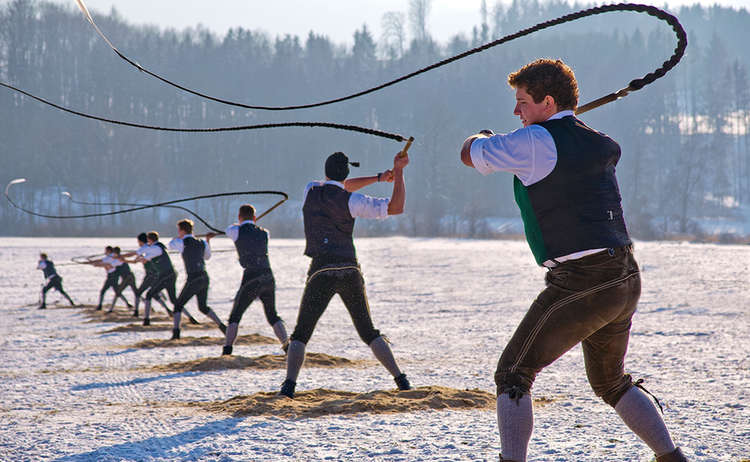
495;246;641;407
290;262;381;345
146;272;178;306
116;272;137;298
136;273;158;298
42;275;74;305
98;272;128;307
228;269;279;325
175;271;210;314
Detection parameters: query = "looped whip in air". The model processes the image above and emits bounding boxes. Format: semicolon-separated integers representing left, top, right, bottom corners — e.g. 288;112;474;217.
5;178;289;233
0;3;686;140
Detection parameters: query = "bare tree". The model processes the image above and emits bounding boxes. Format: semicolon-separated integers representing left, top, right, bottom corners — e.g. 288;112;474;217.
380;11;405;60
408;0;432;43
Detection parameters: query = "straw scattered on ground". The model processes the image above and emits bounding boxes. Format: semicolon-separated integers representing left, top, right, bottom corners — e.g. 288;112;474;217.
150;352;370;373
187;386;555;419
82;307;172;324
127;333;277;349
100;321;216;334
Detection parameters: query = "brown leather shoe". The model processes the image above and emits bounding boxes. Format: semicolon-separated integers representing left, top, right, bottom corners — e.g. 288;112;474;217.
656;447;688;462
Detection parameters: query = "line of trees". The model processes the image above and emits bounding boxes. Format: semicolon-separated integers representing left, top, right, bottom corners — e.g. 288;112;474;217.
1;0;748;239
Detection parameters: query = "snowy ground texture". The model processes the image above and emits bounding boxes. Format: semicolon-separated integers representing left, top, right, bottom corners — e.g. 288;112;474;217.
1;237;748;462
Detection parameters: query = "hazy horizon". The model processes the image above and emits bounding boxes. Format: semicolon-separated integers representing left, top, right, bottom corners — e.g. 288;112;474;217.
9;0;750;45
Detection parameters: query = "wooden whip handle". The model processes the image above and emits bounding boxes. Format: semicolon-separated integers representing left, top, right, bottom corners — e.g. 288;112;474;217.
398;136;414;158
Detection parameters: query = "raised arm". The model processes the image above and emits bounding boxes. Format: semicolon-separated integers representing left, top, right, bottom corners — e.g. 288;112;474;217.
460;130;494;168
343;170;392;192
387;152;409;215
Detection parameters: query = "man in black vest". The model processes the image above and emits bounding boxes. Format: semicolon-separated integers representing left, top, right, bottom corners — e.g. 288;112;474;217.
460;59;686;462
138;231;180;327
278;150;411;398
121;233;173;318
88;246;132;311
168;219;226;340
222;204;288;356
107;247;138;313
37;253;76;309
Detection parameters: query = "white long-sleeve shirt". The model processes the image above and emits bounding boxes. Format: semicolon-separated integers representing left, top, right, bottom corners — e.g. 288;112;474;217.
101;254;117;273
303;180;390;219
225;220;260;242
168;234;211;260
139;244;164;261
469;110;604;265
469;110;573;185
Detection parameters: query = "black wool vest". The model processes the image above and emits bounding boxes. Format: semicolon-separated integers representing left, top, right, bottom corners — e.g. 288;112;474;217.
151;242;175;276
234;223;271;270
303;184;356;261
181;236;206;275
514;116;632;265
42;261;57;279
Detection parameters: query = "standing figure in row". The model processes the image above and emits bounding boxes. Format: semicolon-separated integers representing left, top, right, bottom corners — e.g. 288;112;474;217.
168;219;226;340
279;151;412;398
90;246;131;311
222;204;289;356
138;232;180;327
121;233;173;319
37;252;76;309
107;246;138;313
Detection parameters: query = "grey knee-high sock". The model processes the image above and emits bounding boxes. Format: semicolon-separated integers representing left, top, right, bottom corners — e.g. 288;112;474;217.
285;340;306;382
205;308;223;327
225;322;239;347
272;321;288;344
144;299;152;320
369;336;402;377
615;386;676;456
497;393;533;462
173;310;182;329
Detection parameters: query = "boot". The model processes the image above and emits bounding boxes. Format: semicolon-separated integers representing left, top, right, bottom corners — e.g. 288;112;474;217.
171;328;180;340
279;379;296;398
38;304;46;310
656;448;688;462
142;317;150;326
499;455;520;462
222;345;233;356
394;373;412;391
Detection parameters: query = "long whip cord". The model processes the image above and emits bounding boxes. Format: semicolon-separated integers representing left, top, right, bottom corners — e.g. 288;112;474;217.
59;192;286;233
0;3;686;139
5;179;288;233
74;1;685;115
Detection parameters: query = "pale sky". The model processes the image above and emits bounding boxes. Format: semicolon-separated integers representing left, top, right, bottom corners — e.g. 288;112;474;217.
13;0;750;44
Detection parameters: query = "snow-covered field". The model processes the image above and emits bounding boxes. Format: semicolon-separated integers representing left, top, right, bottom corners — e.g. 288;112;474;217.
0;237;748;461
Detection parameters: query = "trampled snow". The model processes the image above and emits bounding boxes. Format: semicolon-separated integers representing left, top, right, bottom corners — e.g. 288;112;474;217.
0;237;748;461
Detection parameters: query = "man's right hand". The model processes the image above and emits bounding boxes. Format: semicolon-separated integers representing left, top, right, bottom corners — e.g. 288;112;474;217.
393;152;409;171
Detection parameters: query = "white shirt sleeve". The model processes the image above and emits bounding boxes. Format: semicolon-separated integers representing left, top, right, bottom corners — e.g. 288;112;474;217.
348;192;390;219
469;125;558;186
168;237;184;253
225;224;240;242
203;240;211;260
140;245;163;261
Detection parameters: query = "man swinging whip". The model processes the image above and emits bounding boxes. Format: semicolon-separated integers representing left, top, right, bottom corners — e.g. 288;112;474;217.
460;59;687;462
